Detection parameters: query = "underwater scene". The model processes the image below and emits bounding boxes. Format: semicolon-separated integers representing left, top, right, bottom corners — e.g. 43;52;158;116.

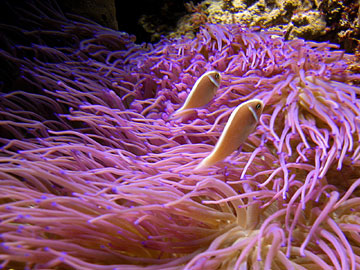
1;0;360;269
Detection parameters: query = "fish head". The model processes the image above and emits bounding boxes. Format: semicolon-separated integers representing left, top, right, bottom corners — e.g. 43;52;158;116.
247;99;264;123
206;71;221;90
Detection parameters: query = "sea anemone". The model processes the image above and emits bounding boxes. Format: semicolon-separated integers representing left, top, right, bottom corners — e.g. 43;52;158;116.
1;1;360;269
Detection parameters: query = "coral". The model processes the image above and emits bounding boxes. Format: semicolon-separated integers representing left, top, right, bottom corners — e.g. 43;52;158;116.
1;0;360;269
135;0;203;43
319;0;360;54
173;0;360;56
289;10;326;39
168;1;210;40
172;0;328;42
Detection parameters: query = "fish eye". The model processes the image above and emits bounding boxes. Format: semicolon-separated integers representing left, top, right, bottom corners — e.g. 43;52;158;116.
255;103;261;110
214;73;220;80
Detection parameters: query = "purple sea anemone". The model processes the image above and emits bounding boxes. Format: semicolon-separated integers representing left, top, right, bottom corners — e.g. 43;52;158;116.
1;1;360;269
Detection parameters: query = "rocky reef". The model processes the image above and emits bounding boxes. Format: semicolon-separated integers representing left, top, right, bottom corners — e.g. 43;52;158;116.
170;0;360;55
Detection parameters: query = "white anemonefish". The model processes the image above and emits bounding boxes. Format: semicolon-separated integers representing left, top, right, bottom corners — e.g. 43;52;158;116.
171;71;221;119
195;99;264;170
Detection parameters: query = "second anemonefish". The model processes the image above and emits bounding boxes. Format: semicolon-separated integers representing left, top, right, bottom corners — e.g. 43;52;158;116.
195;99;264;170
171;71;221;119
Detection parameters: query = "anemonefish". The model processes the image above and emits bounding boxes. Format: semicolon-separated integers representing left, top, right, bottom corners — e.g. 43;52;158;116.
171;71;221;119
195;99;264;170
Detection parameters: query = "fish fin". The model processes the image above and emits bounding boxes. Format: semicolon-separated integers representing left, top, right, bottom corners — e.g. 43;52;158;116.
169;108;195;121
194;155;213;171
194;160;209;171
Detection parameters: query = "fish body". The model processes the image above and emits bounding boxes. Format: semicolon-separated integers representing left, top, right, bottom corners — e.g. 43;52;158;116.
172;71;221;118
195;99;264;170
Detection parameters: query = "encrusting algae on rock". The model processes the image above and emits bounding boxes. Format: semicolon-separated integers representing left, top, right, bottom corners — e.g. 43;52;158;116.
170;0;359;51
171;0;326;39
